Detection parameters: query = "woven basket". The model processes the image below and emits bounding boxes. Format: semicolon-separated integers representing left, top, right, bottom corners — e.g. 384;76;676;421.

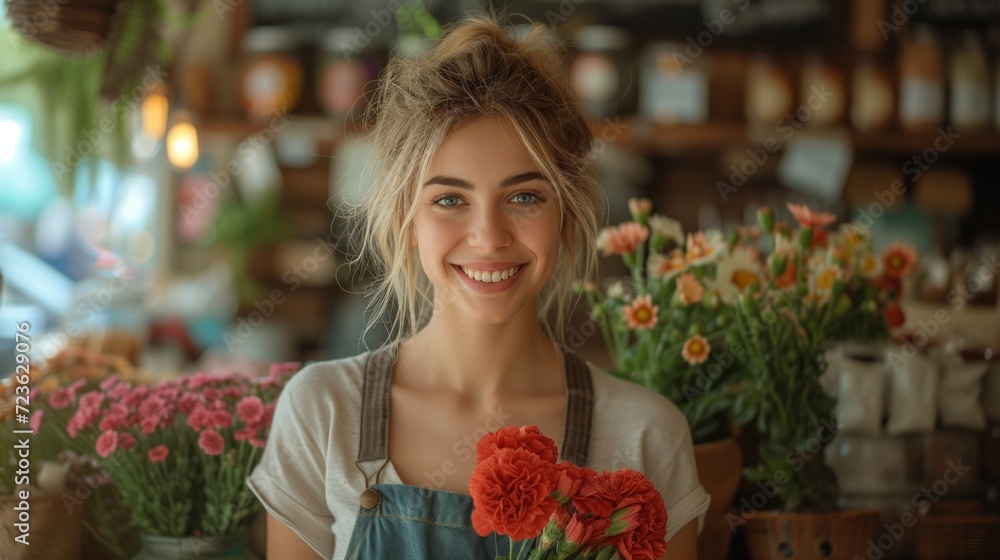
744;509;880;560
6;0;123;54
916;514;1000;560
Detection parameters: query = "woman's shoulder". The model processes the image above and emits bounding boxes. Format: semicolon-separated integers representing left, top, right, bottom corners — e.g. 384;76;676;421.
277;348;382;411
584;361;689;430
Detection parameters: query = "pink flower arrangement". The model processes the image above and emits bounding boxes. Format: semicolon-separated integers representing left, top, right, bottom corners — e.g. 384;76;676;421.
44;361;303;538
470;426;668;560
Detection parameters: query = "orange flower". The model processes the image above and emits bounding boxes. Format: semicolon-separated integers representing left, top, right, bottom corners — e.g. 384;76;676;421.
881;242;917;279
648;250;687;279
774;260;796;289
598;222;649;256
623;295;658;330
685;232;720;262
628;197;652;222
675;273;704;305
681;335;711;365
469;447;559;541
786;202;836;229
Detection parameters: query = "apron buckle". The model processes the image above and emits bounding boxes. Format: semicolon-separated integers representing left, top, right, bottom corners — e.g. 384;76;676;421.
360;487;381;509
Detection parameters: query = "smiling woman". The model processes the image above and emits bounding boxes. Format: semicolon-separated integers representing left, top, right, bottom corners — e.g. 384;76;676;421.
246;11;707;560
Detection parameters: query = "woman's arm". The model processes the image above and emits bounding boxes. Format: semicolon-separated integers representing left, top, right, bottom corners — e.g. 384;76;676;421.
661;519;698;560
266;512;324;560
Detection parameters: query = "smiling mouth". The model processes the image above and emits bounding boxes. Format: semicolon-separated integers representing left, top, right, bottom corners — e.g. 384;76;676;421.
457;264;525;283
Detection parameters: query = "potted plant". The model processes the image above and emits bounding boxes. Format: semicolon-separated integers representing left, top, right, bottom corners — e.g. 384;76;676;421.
583;198;745;560
727;204;916;560
42;356;303;559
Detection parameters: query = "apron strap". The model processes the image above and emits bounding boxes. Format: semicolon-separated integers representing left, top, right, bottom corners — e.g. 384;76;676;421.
357;343;594;467
559;350;593;467
357;343;397;463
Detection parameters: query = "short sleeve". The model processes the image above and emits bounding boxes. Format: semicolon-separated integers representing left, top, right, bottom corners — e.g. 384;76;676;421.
649;406;711;542
246;366;335;558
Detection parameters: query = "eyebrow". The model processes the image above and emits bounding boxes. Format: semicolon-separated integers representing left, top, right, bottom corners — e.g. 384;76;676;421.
422;171;548;189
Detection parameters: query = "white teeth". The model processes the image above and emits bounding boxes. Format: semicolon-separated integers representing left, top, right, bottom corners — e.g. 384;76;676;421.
461;265;521;283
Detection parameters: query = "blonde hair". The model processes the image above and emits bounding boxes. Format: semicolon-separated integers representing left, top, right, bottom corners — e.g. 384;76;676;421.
345;12;604;347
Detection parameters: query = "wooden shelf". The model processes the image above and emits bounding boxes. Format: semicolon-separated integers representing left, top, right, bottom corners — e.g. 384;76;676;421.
202;115;1000;157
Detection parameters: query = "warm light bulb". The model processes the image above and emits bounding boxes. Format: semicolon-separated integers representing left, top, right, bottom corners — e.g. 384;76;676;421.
166;119;199;169
141;90;169;140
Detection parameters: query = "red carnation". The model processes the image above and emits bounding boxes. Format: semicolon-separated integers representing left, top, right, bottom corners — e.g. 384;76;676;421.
552;462;596;505
573;472;618;517
884;303;905;328
469;447;558;541
475;425;558;464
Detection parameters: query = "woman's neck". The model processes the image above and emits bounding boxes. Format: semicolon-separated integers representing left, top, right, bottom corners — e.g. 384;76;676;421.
397;311;564;397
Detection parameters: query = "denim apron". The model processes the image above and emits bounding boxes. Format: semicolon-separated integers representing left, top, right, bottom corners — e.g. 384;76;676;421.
343;343;594;560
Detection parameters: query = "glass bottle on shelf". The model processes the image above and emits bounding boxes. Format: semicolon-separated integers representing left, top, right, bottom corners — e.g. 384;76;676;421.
568;26;632;118
745;53;793;128
898;25;944;132
851;56;895;132
316;28;380;121
949;31;991;133
240;27;304;125
639;42;710;125
800;53;845;128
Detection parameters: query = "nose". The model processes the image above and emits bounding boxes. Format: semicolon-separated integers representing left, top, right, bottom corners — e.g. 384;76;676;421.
467;205;513;253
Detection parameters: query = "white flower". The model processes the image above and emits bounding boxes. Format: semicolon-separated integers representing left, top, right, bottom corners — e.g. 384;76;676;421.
648;215;684;246
858;253;882;279
709;248;766;302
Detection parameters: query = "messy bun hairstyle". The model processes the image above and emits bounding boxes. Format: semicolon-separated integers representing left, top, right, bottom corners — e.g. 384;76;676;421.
346;12;604;346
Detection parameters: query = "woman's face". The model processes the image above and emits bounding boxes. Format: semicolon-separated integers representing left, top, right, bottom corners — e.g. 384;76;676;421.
411;115;562;326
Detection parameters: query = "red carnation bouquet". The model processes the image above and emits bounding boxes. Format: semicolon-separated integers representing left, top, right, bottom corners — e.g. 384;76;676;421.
470;426;667;560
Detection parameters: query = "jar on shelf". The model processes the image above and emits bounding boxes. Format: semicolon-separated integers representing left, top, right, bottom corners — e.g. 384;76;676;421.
949;31;991;133
745;53;793;128
799;53;846;128
898;25;944;132
568;26;632;118
317;28;381;120
851;56;895;132
639;42;710;125
240;26;304;124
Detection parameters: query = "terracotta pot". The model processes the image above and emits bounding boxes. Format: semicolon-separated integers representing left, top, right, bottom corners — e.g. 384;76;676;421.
694;437;743;560
744;509;880;560
0;492;84;560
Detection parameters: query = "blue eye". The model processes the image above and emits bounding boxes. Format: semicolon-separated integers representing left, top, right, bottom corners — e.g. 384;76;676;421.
433;195;461;208
512;192;541;205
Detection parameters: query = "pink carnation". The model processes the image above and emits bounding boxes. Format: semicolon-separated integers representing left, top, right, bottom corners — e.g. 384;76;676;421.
119;432;136;451
29;410;44;433
99;375;120;391
140;417;158;436
235;427;257;442
148;445;169;463
96;430;119;457
48;388;72;410
268;362;302;378
188;406;211;431
198;429;225;455
236;397;264;424
210;410;233;429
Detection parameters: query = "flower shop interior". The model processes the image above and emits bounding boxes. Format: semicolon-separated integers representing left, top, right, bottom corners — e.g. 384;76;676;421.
2;0;1000;559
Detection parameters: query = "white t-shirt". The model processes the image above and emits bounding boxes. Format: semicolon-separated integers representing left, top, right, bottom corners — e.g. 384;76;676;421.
246;350;710;559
